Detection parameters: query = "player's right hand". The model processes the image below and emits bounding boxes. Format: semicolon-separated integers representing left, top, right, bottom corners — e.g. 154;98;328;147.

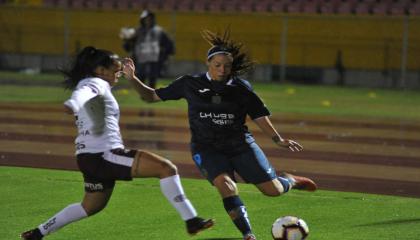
121;58;136;80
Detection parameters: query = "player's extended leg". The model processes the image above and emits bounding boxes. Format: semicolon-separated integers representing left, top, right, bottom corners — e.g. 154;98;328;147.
81;188;114;216
279;172;317;191
213;174;256;240
239;141;316;196
255;178;289;196
131;150;214;235
255;173;317;197
21;189;113;240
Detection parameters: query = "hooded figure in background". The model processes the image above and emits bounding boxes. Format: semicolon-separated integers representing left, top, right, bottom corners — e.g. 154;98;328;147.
120;10;175;88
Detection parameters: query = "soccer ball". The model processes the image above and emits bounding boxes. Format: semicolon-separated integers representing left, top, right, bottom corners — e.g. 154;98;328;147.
271;216;309;240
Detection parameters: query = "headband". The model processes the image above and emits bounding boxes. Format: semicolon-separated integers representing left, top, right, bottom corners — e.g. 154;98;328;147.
207;46;232;59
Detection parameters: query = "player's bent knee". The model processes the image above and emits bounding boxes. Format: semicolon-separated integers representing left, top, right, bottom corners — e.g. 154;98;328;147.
133;151;178;178
160;159;178;177
82;202;107;216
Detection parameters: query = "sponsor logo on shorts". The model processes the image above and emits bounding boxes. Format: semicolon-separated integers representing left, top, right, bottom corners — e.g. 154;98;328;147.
85;182;104;191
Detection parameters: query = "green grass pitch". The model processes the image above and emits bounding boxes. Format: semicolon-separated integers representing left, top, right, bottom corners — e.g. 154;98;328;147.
2;167;420;240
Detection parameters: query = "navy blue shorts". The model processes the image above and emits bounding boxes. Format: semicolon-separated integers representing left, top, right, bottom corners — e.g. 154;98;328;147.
77;148;137;192
191;141;277;185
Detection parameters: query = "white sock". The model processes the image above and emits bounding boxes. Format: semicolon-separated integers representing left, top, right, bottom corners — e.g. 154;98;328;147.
160;175;197;220
38;203;88;236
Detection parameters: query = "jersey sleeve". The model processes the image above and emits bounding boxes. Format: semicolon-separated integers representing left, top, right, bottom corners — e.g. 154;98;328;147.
63;78;106;113
245;85;271;120
155;76;187;101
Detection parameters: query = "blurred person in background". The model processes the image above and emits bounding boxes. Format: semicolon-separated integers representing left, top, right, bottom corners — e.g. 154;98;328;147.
120;9;175;88
124;29;317;240
20;46;213;240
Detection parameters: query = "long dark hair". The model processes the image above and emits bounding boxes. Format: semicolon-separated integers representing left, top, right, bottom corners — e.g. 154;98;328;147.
62;46;117;90
201;28;255;77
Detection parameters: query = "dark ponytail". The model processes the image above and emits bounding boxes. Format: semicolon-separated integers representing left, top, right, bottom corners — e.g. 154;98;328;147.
62;46;117;90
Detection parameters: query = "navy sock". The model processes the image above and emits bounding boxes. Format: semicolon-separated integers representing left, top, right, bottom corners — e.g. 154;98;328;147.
277;176;292;192
223;196;252;236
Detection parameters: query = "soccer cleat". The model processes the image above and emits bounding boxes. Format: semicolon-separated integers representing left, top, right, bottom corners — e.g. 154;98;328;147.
243;232;257;240
186;217;215;235
280;172;317;191
20;228;43;240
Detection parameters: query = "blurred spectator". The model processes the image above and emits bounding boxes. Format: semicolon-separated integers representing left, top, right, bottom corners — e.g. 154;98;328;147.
120;10;175;88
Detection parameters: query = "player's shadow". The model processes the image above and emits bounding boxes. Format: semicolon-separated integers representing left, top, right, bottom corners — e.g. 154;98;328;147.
353;218;420;227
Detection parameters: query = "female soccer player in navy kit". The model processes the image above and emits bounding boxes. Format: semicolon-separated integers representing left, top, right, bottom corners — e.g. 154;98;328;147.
20;46;213;240
126;30;317;240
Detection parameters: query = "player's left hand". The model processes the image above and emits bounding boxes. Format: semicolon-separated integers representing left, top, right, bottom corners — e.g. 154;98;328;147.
277;139;303;152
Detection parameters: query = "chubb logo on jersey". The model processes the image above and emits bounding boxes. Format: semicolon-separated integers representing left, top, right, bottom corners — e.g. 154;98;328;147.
199;112;235;125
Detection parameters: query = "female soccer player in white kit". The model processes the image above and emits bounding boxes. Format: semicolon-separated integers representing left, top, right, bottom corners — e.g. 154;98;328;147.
20;46;213;240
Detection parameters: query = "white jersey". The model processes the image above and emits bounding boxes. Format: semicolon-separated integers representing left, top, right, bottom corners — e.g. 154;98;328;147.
64;77;124;154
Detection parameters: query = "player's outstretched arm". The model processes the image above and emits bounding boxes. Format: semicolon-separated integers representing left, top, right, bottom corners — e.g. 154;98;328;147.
253;116;303;152
122;58;161;103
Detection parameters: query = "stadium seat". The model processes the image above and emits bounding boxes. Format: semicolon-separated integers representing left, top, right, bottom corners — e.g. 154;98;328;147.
319;0;338;13
237;0;255;12
101;0;115;10
114;0;130;10
71;0;85;9
56;0;69;8
389;2;406;15
302;0;319;13
408;2;420;15
255;0;270;12
223;0;238;12
144;0;162;11
43;0;57;8
207;0;223;12
176;0;193;11
354;2;371;14
85;0;99;9
133;0;155;10
336;0;355;14
191;0;207;12
269;0;288;12
371;2;388;15
285;0;302;13
161;0;177;11
220;1;238;12
35;0;416;16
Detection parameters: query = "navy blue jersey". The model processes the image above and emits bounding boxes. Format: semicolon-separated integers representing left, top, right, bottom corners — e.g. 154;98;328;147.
156;73;270;152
